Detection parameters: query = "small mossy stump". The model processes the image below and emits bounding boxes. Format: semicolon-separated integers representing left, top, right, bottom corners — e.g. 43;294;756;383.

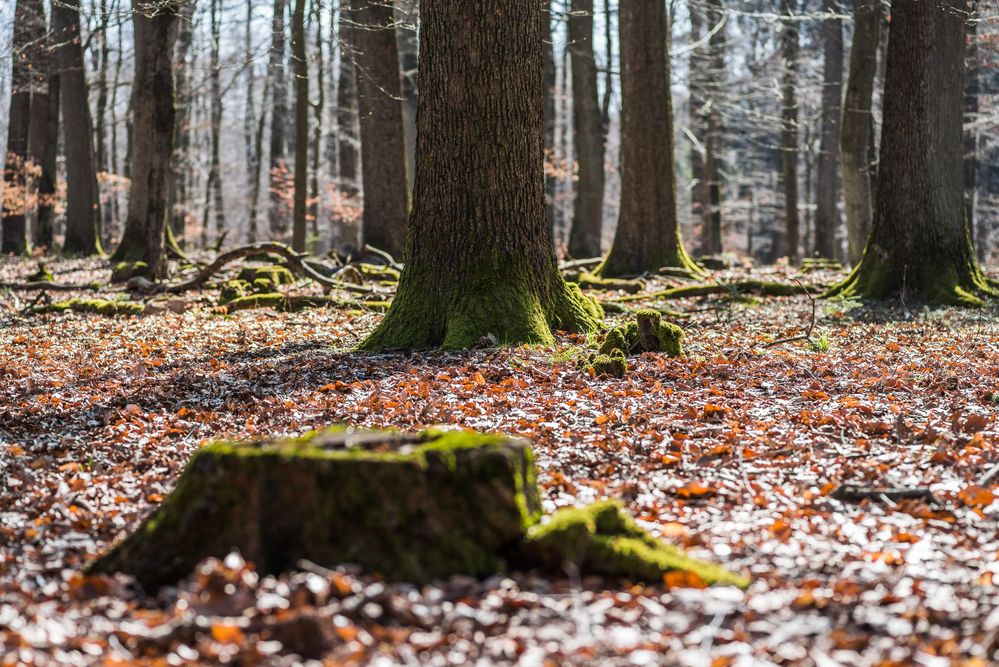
88;428;746;591
598;311;684;358
589;351;628;378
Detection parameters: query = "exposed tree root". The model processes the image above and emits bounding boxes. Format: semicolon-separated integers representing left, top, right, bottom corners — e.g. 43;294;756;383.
608;280;817;303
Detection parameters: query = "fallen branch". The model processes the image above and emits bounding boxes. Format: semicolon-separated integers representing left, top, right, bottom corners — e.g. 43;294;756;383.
159;243;374;295
830;484;939;504
763;279;816;348
560;257;603;272
608;279;818;303
362;244;403;271
0;281;105;292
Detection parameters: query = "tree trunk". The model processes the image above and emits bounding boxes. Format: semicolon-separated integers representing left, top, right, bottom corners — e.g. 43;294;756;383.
291;0;309;252
827;0;996;306
841;0;880;266
269;0;289;237
335;0;360;245
345;0;409;259
110;0;181;278
702;0;724;256
813;0;844;260
396;0;418;198
566;0;605;259
244;0;260;243
26;3;54;249
688;2;706;245
33;71;59;249
309;0;326;243
597;1;698;277
780;0;800;265
360;0;601;351
2;0;35;255
169;0;195;245
542;3;557;240
55;0;103;256
964;7;981;261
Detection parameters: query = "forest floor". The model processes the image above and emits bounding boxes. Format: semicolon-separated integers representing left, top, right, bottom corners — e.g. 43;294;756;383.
1;256;999;666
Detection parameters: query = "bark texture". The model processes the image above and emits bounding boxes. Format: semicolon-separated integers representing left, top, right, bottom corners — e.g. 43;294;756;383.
597;1;698;277
827;0;996;306
55;0;103;255
840;0;880;265
110;0;182;278
780;0;800;264
361;0;601;350
813;0;843;260
344;0;409;260
566;0;605;259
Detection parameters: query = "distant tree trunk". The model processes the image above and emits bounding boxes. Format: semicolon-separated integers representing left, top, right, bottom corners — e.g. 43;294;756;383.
291;0;309;252
542;3;557;239
249;78;271;245
33;72;59;249
780;0;800;264
688;2;707;246
244;0;260;243
601;0;612;136
841;0;880;265
597;0;699;277
396;0;418;198
110;0;181;278
2;0;34;255
827;0;995;306
964;7;981;260
335;0;360;244
360;0;601;351
566;0;605;259
345;0;409;259
169;0;195;244
55;0;103;256
202;0;225;248
309;0;326;243
702;0;724;256
814;0;843;260
26;4;55;249
269;0;289;237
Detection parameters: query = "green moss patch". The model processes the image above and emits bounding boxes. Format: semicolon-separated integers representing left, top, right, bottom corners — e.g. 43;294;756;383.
41;298;145;317
238;265;295;287
88;428;746;591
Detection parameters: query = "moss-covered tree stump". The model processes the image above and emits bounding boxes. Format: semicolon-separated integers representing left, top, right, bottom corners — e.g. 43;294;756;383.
89;428;746;591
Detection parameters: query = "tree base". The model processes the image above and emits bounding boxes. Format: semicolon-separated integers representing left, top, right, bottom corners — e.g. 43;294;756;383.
825;255;999;307
361;274;602;351
88;427;747;591
596;245;704;280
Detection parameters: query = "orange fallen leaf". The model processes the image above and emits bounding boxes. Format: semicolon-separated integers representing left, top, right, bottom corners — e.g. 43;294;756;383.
211;624;245;644
958;485;994;508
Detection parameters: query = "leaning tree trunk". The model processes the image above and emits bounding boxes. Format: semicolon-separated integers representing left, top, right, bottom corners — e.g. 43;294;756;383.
345;0;409;260
827;0;996;306
110;0;181;278
360;0;601;350
840;0;880;266
813;0;843;260
291;0;309;252
2;0;35;255
780;0;800;265
56;0;104;256
566;0;605;259
596;1;699;277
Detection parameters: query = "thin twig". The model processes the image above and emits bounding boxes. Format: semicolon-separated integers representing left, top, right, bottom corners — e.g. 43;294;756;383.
763;279;816;348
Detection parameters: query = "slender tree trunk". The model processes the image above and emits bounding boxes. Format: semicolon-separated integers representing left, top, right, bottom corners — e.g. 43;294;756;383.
780;0;800;264
814;0;843;260
169;0;195;244
110;0;181;278
269;0;289;237
310;0;326;243
335;0;360;245
597;0;699;277
396;0;418;198
567;0;605;259
702;0;724;256
828;0;995;306
34;72;59;249
26;3;54;249
345;0;409;259
688;2;707;250
204;0;225;247
601;0;612;136
245;0;262;244
55;0;103;256
841;0;880;265
360;0;601;351
2;0;35;254
964;6;981;260
248;78;271;245
291;0;309;252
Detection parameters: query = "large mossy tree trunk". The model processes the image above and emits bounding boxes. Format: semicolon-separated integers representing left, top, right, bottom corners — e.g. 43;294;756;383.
55;0;104;256
840;0;880;266
345;0;409;260
360;0;601;351
827;0;997;306
566;0;605;259
109;0;181;278
596;1;699;278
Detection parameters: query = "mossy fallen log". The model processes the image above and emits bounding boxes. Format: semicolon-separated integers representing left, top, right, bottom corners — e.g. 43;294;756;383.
88;428;747;591
39;298;145;316
609;280;817;303
223;293;390;313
